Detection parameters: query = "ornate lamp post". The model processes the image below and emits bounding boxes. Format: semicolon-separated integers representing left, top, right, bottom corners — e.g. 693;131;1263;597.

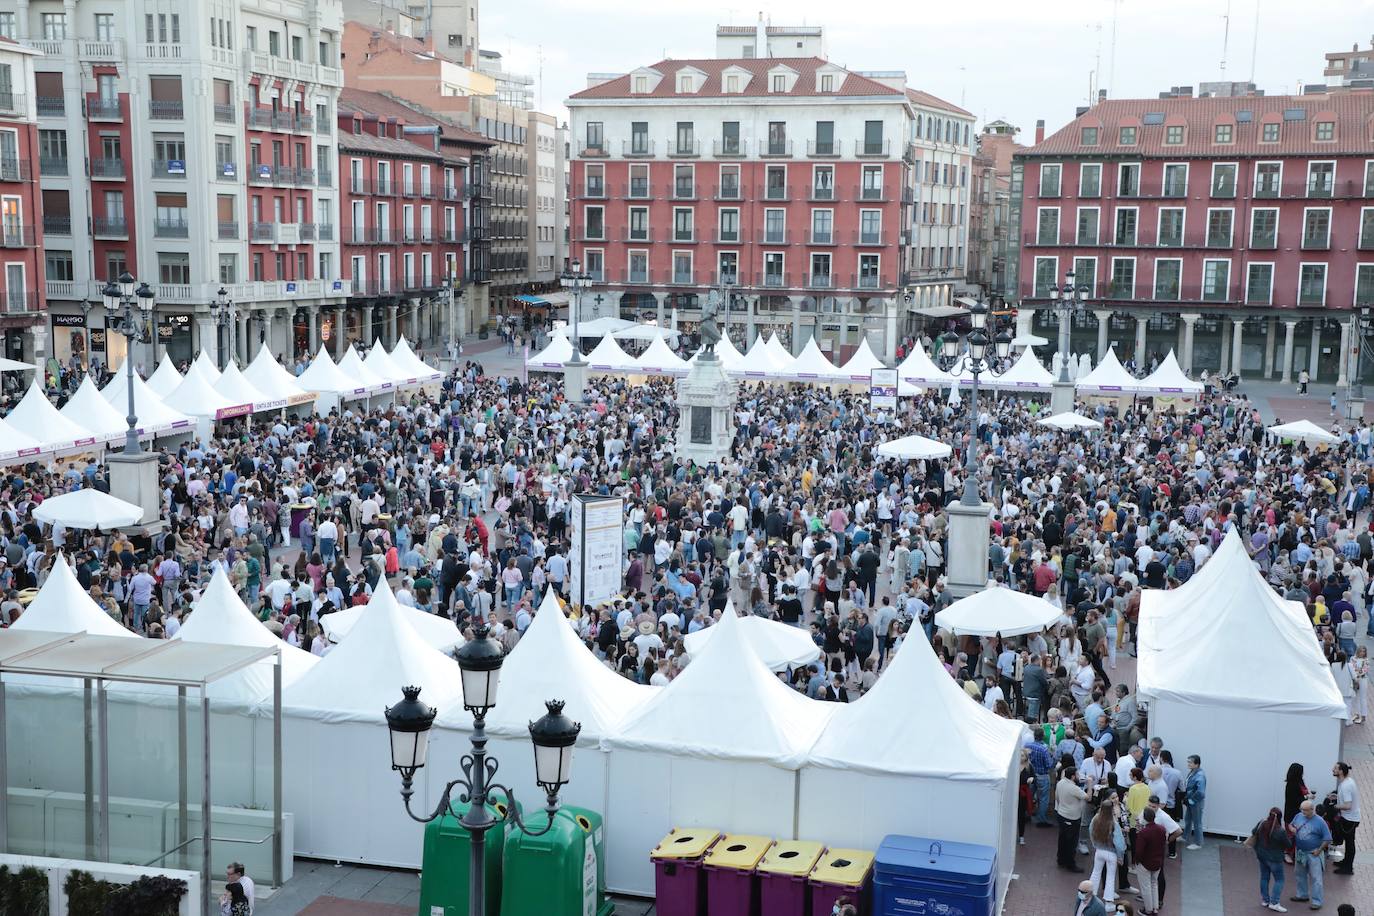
559;259;592;401
384;625;580;916
935;300;1013;598
100;272;160;528
1047;270;1089;413
1349;306;1373;420
211;287;236;370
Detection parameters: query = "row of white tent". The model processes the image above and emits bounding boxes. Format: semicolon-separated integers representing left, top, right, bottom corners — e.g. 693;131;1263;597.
0;339;440;463
527;329;1203;397
4;560;1023;903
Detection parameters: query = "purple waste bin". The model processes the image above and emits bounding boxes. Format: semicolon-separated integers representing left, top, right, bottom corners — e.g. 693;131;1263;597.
651;828;719;916
289;503;311;538
758;840;823;916
808;848;874;916
704;834;771;916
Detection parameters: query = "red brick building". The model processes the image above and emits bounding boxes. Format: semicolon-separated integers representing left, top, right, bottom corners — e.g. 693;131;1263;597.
1012;91;1374;382
0;39;44;362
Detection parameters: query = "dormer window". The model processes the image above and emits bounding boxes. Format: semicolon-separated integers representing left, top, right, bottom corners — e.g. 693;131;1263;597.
677;74;693;93
820;73;834;92
633;76;648;93
1214;124;1233;143
1080;126;1099;146
1316;120;1335;141
726;74;739;93
1165;125;1184;145
1261;122;1280;142
772;74;786;92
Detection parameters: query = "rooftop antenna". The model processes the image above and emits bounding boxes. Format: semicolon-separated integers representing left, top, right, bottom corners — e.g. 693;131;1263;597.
1248;0;1261;83
1108;0;1121;98
959;66;967;107
1220;0;1232;77
537;44;544;111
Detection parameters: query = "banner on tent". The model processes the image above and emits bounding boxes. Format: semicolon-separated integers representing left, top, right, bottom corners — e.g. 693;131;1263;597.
287;392;316;407
215;403;254;420
869;369;897;410
569;494;624;609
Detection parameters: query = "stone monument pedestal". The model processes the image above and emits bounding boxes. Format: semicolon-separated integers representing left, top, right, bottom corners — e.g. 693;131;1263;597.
674;351;736;466
564;356;588;402
107;450;166;534
1050;379;1075;414
945;499;991;598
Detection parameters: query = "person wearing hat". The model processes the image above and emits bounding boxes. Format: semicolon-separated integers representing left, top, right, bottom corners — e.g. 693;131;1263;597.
632;618;662;657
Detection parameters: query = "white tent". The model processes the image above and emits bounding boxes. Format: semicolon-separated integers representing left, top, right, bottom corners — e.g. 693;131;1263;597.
161;358;240;419
798;637;1022;906
895;344;957;387
612;323;679;343
682;602;822;671
572;316;637;339
688;334;746;372
583;335;637;372
1036;412;1104;431
874;434;952;461
6;381;100;453
780;337;844;382
33;488;143;530
0;356;36;371
633;335;690;376
177;566;317;702
190;349;222;383
1075;348;1143;394
762;333;792;367
282;578;467;866
526;329;575;370
1137;350;1203;395
243;344;314;409
215;363;273;412
388;338;442;382
738;334;788;379
144;355;184;399
11;554;134;638
0;417;45;463
1266;419;1340;446
985;348;1054;392
337;344;390;395
100;365;194;436
61;376;131;443
837;338;888;383
364;343;414;387
933;585;1061;637
320;592;463;652
296;347;362;397
1137;529;1346;835
603;610;836;894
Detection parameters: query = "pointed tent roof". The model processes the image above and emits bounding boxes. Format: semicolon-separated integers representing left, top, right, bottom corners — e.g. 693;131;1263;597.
191;350;222;383
177;566;317;700
282;578;466;723
737;334;788;378
682;600;822;671
874;434;952;461
933;585;1062;637
364;343;414;386
0;417;44;461
215;363;273;411
243;344;311;401
895;343;957;387
144;355;185;398
478;589;655;739
688;334;746;372
781;337;843;381
1037;411;1104;431
1137;529;1344;716
100;365;194;435
61;376;130;443
807;635;1023;781
337;344;390;393
985;348;1054;391
1138;350;1203;395
12;554;134;638
295;346;361;395
319;587;463;651
1266;419;1340;445
633;335;690;376
584;334;637;372
838;339;888;382
161;358;241;418
1075;347;1143;393
389;337;442;381
527;329;575;369
763;333;793;368
7;381;99;452
606;604;836;766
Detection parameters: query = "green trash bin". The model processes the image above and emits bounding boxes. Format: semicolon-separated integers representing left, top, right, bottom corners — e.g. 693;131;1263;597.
500;806;614;916
419;799;520;916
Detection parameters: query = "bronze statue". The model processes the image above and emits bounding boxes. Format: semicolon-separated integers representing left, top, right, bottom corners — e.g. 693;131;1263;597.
699;290;722;354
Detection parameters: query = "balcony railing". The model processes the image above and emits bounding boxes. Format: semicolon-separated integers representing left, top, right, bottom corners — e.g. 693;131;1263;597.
854;230;885;246
578;143;608;158
218;221;239;239
2;290;39;314
669;231;695;243
248;109;273;129
760;140;793;158
579;183;607;199
621;228;654;242
317;167;332;187
87;157;123;180
853;273;886;290
713;184;741;201
760;184;791;201
250;222;275;242
0;91;17;114
856;139;890;158
670;182;697;200
214;103;235;124
807;139;840;157
1205;232;1232;248
154;219;190;238
87;98;121;119
0;225;35;248
622;139;655;157
0;158;31;181
668;139;701;158
714;230;740;243
855;185;890;201
625;270;651;285
43;216;71;235
148;100;184;120
809;230;834;245
152;160;187;178
808;274;834;289
809;185;836;201
1301;234;1331;250
670;271;697;285
39;155;68;176
758;271;790;288
46;280;75;299
712;139;745;157
758;229;791;244
92;217;127;237
36;96;64;117
317;224;334;241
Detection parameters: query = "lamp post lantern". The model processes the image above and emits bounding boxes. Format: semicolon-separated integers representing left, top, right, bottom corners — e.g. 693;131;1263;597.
100;273;161;529
1350;306;1372;420
211;287;236;370
559;259;593;401
1048;271;1089;413
385;626;579;916
935;299;1013;597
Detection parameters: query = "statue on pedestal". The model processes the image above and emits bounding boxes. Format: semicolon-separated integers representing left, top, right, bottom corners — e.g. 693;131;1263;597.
699;291;722;355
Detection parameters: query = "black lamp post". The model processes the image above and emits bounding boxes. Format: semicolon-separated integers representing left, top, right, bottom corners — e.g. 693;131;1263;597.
100;272;156;455
211;287;236;370
385;625;580;916
936;300;1013;508
1047;270;1090;384
559;259;593;400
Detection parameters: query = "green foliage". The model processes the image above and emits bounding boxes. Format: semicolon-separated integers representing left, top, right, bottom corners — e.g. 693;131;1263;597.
0;864;50;916
64;868;188;916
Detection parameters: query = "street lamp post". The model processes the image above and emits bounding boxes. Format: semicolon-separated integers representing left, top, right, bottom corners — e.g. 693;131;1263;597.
385;626;581;916
559;259;592;401
1350;307;1373;420
211;287;236;370
718;271;736;348
1047;270;1088;413
101;273;161;529
935;300;1013;598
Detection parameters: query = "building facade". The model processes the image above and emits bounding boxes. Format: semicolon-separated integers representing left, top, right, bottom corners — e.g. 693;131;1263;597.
967;120;1022;299
1013;91;1374;382
0;39;44;363
566;44;974;360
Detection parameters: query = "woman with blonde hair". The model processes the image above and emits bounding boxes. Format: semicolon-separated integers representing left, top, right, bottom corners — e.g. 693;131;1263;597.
1089;796;1121;905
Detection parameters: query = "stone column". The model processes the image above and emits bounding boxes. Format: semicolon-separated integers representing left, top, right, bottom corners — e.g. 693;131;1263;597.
1281;320;1297;383
238;313;251;363
1057;308;1070;364
387;305;398;349
1309;322;1322;379
1263;315;1277;377
1093;310;1112;362
1230;318;1245;379
790;296;804;354
1339;317;1353;387
196;315;216;368
883;298;898;363
1180;314;1199;373
1134;314;1148;364
335;305;347;359
276;307;293;360
1218;320;1232;374
306;306;319;357
746;296;758;349
653;292;668;328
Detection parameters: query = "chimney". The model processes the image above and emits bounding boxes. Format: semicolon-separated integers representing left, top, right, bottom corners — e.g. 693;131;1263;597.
1034;119;1045;144
1098;89;1107;102
756;11;768;59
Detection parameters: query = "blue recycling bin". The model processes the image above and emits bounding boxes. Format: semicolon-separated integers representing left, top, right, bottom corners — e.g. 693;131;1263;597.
872;835;997;916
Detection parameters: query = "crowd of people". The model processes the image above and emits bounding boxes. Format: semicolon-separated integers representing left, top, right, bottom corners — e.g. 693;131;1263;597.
0;334;1368;914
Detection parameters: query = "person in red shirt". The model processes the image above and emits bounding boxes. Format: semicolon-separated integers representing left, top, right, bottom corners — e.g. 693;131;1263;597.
1133;806;1167;915
1031;559;1057;598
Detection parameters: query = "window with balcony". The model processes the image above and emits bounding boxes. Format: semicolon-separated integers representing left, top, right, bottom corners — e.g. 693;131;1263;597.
583;206;604;240
1299;263;1326;304
1109;258;1135;298
810;252;831;287
1118;125;1137;145
628;251;648;284
717;164;739;199
1204;209;1232;247
1114;208;1137;246
669;251;692;285
763;208;785;243
45;251;73;283
1211;163;1237;197
1076;207;1099;245
675;121;695;155
1038;163;1061;197
718;252;738;284
148;75;184;120
1307;161;1335;198
1202;259;1230;301
584;163;604;198
1033;257;1057;297
859;210;881;244
858;254;880;288
41;189;69;235
154;192;188;237
718;208;739;242
861;165;882;199
41;12;67;39
767;121;787;156
863;120;884;155
1154;259;1182;300
1079;163;1101;197
584;251;604;282
813;121;834;156
1157;208;1184;247
1162;163;1188;197
673;208;693;242
1361;208;1374;248
584;121;603;153
152;134;186;177
812;165;834;200
673;164;694;199
763;252;784;287
629;164;649;198
1246;263;1273;304
1358;264;1374;305
1036;207;1059;246
720;121;740;155
1117;162;1140;196
630;122;649;155
1253;161;1281;197
1072;257;1097;294
766;165;787;200
810;210;832;244
1303;208;1331;248
38;129;67;177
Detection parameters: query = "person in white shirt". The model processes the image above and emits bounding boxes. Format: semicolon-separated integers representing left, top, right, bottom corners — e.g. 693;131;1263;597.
227;863;254;913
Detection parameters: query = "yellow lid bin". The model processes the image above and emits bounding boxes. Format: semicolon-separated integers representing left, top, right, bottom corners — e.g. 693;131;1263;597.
809;848;876;914
758;840;825;877
757;840;825;916
650;828;720;916
703;835;773;916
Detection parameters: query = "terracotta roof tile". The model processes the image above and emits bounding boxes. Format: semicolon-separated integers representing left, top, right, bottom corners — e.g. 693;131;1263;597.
567;57;904;101
1021;92;1374;158
338;87;493;148
337;131;443;161
905;88;973;118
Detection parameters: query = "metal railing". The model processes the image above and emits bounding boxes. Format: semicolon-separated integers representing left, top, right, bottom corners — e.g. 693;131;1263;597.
0;92;21;114
579;183;607;199
713;184;741;200
622;228;654;242
622;139;655;157
152;160;187;178
670;182;697;200
670;271;696;285
92;217;127;236
39;155;68;176
761;139;793;158
317;224;334;241
857;139;890;158
2;290;39;314
760;184;791;201
713;139;745;157
758;229;791;244
218;221;239;239
0;225;35;247
810;185;836;201
1301;233;1331;250
87;98;121;119
90;158;125;179
807;139;840;157
317;167;332;187
855;230;885;245
0;158;31;181
213;103;235;124
809;230;834;244
855;185;889;201
250;222;275;242
36;96;64;117
668;139;701;158
43;216;72;235
154;219;190;238
149;100;184;120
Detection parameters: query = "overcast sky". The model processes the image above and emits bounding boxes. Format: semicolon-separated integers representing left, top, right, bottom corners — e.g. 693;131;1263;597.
480;0;1370;137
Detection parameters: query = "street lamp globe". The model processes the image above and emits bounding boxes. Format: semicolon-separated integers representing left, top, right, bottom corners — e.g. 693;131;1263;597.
101;280;120;316
968;326;990;363
384;686;437;780
528;700;581;797
136;282;156;316
940;333;959;362
995;327;1014;361
455;624;505;716
118;270;136;299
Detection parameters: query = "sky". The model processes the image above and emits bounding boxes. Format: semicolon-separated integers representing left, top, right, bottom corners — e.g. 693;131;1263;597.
479;0;1372;138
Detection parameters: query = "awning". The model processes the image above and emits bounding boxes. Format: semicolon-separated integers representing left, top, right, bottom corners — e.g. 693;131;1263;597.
514;292;571;308
914;305;968;318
